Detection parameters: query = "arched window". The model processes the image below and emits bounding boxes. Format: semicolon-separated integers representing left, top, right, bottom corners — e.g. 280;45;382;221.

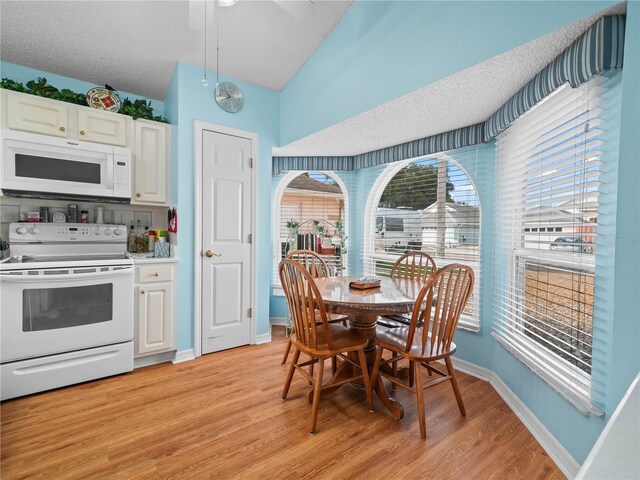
273;171;348;286
364;155;481;330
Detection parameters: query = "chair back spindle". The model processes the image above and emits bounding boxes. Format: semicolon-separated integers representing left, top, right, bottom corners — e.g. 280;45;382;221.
391;252;437;283
286;249;330;279
279;259;333;351
405;264;474;356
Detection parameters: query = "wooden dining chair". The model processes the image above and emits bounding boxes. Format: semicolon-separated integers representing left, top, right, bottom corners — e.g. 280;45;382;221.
280;249;348;366
377;252;437;390
279;258;373;435
377;251;437;329
371;263;474;439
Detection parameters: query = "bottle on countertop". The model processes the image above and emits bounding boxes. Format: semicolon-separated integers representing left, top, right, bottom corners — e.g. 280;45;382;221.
127;223;136;253
67;204;78;223
148;229;155;255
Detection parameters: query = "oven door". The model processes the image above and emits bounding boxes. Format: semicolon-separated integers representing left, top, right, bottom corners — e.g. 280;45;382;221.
0;264;133;363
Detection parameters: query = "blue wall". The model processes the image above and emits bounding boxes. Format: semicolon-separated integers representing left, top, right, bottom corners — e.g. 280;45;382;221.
610;0;640;414
272;0;639;466
3;0;638;468
165;63;279;350
0;61;165;116
280;0;620;145
0;59;280;349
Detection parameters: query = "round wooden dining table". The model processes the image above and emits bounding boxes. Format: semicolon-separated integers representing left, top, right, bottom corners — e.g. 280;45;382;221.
313;275;423;419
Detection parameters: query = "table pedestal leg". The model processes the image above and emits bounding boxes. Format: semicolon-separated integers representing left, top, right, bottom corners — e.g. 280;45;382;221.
348;313;404;420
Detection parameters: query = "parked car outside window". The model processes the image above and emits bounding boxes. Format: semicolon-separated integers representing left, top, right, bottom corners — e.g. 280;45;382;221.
550;236;594;253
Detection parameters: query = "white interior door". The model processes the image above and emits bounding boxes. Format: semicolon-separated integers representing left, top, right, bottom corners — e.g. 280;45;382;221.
201;130;253;354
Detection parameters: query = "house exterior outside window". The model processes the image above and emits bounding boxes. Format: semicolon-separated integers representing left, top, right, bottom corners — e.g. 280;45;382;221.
363;155;481;331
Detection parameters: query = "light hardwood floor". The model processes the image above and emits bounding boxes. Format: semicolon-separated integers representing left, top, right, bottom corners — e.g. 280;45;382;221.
1;327;564;480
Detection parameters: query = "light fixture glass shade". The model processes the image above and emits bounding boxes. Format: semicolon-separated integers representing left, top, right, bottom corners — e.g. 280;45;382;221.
217;0;239;6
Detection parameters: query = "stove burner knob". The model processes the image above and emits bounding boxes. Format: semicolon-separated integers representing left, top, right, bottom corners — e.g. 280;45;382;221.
29;226;40;235
93;228;101;235
104;228;112;236
114;228;123;236
16;225;28;235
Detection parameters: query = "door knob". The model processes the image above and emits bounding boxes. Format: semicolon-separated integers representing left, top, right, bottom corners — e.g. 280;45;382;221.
205;250;221;257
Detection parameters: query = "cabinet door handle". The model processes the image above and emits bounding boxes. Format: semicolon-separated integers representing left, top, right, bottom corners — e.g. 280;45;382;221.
140;290;146;294
136;193;142;197
59;126;66;132
154;272;159;277
79;130;85;135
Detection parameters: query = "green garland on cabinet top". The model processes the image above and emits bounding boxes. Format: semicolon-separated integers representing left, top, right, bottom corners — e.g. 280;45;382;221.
1;77;168;123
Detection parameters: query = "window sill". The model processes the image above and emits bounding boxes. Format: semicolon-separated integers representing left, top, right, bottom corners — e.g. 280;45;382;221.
492;331;603;416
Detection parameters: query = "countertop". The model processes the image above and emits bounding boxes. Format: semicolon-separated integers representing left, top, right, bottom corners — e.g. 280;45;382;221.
133;257;179;264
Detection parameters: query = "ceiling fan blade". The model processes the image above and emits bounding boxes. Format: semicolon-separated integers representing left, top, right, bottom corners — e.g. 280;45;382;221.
273;0;315;22
188;0;216;31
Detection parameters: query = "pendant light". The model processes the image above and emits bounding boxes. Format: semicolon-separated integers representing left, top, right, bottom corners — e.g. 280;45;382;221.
201;0;209;87
200;0;244;112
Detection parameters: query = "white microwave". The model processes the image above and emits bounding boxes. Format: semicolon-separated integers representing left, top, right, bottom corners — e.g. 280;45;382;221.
1;129;131;203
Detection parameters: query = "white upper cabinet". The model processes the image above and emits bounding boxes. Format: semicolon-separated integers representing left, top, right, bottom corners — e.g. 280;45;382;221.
1;90;172;205
77;108;128;146
2;90;132;147
132;119;170;205
5;92;69;138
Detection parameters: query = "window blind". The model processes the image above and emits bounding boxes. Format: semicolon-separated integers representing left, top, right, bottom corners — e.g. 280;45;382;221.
363;156;482;331
272;171;350;288
493;76;612;415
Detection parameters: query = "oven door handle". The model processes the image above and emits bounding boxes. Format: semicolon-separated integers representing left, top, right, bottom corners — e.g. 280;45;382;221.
0;267;133;282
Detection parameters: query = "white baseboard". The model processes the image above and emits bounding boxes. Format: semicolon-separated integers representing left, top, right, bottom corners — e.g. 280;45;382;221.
490;374;580;479
449;357;493;382
134;351;176;369
270;317;289;326
172;349;196;364
256;332;272;344
444;356;579;479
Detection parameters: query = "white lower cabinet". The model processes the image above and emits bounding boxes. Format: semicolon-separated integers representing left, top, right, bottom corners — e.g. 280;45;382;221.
135;263;176;357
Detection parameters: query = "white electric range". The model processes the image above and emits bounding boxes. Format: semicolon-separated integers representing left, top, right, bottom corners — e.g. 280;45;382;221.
0;223;134;400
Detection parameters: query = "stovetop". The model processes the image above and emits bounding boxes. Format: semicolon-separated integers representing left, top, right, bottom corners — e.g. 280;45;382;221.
0;254;133;271
2;223;133;271
2;253;130;264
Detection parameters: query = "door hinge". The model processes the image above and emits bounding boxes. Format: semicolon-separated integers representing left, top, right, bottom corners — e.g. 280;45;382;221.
248;308;252;318
249;157;253;168
248;233;253;244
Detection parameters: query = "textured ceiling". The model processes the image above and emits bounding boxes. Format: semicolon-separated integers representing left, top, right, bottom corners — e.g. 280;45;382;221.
0;0;354;98
0;1;625;158
273;3;626;157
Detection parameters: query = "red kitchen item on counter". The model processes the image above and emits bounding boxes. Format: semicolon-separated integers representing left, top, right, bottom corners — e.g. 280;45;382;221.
168;208;177;233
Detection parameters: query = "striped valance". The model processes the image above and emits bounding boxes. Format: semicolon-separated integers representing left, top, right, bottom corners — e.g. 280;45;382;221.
273;14;625;175
484;14;625;138
353;122;485;170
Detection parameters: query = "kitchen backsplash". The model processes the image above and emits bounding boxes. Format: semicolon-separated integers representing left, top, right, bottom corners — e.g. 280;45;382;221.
0;197;170;255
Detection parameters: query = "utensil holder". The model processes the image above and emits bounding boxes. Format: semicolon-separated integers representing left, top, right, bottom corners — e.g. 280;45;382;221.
155;242;170;258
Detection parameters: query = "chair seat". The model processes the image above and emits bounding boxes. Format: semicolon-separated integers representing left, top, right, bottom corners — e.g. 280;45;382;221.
376;326;457;361
293;323;368;358
377;314;411;329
